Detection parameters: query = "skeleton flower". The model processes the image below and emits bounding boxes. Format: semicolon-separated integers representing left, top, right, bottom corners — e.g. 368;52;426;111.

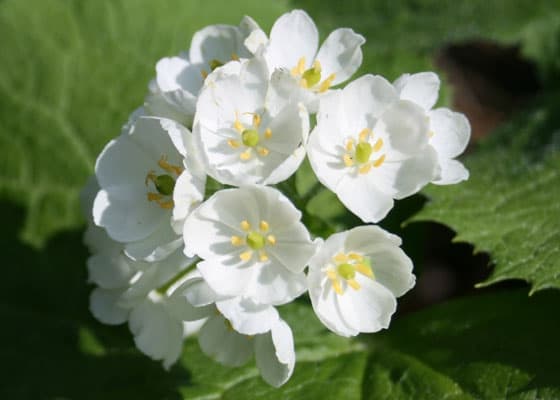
194;56;309;186
172;277;296;387
307;226;415;337
183;185;317;305
92;116;205;261
307;74;439;223
393;72;471;184
147;16;261;127
247;9;365;111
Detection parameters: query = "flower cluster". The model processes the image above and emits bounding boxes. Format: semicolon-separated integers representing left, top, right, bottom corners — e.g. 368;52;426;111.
82;10;470;387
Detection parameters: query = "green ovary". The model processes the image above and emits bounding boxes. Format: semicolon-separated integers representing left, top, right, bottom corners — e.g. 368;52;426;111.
302;67;321;87
246;231;266;250
355;142;373;164
242;129;260;147
154;174;175;196
337;263;356;280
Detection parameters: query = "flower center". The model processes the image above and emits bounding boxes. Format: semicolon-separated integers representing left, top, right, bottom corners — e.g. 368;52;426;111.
291;57;336;93
145;155;183;209
342;128;386;174
326;252;375;295
200;53;240;79
230;219;276;263
228;112;272;161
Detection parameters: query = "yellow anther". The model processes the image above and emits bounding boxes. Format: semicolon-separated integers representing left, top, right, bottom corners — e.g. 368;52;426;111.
234;112;244;133
358;128;371;143
231;236;244;246
333;253;348;263
343;154;354;167
348;253;364;261
266;235;276;245
332;278;343;295
319;73;336;93
299;78;309;89
259;251;269;262
359;163;372;174
373;154;386;167
231;53;240;61
257;147;269;157
265;128;272;139
291;57;306;76
147;192;162;201
145;170;157;186
347;279;361;290
345;139;355;152
158;156;183;175
326;269;338;280
228;139;241;149
372;138;383;152
259;220;269;232
239;250;253;262
240;220;251;231
252;113;261;128
158;200;174;209
355;263;374;278
201;70;208;79
240;149;252;160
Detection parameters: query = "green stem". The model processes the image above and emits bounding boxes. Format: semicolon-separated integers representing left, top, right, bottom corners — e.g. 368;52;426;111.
156;258;199;295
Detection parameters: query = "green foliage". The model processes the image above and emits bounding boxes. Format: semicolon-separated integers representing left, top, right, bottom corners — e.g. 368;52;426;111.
412;94;560;293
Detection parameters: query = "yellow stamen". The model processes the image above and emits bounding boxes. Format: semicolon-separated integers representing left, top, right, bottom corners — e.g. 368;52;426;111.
347;279;361;290
201;70;208;79
231;236;244;246
259;221;269;232
234;112;244;133
354;263;374;278
257;147;269;156
343;154;354;167
291;57;306;76
326;269;338;280
228;139;241;149
359;163;372;174
145;171;156;186
332;278;343;295
319;73;336;93
267;235;276;245
259;251;269;262
333;253;348;263
147;192;162;201
252;113;261;128
240;220;251;231
348;253;364;261
373;138;383;152
359;128;371;143
240;149;252;160
346;139;355;152
158;156;183;175
157;200;174;209
239;250;253;262
264;128;272;139
373;154;386;167
231;53;240;61
299;79;308;89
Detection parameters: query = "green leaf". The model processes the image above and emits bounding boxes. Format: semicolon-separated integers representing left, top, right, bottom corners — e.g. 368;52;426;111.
411;94;560;292
0;0;288;247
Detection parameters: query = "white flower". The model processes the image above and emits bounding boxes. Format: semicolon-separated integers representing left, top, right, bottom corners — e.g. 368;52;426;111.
393;72;471;185
183;185;317;305
249;9;365;111
147;17;261;127
194;56;309;186
307;226;415;337
172;277;295;387
92;116;205;261
307;74;439;223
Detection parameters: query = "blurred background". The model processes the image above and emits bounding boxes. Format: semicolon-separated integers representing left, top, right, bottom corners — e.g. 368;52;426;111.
1;0;559;398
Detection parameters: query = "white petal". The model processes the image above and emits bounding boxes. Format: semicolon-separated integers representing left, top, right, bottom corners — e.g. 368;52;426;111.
343;225;401;252
336;173;394;223
366;245;415;298
266;10;319;70
394;72;440;111
155;56;201;95
145;92;196;136
83;224;121;255
432;158;469;185
172;169;205;228
216;297;279;335
337;276;397;333
167;282;215;322
90;288;129;325
246;261;308;305
197;258;256;298
429;108;471;159
307;127;347;192
245;28;268;54
124;220;182;262
255;319;295;387
199;314;254;367
87;251;135;289
80;175;99;223
264;145;307;185
316;28;365;85
189;24;251;66
129;296;184;369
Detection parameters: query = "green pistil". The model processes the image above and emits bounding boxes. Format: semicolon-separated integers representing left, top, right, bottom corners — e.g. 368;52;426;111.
246;231;266;250
242;129;260;147
209;59;223;71
355;142;373;164
302;66;321;87
154;174;175;196
337;263;356;280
